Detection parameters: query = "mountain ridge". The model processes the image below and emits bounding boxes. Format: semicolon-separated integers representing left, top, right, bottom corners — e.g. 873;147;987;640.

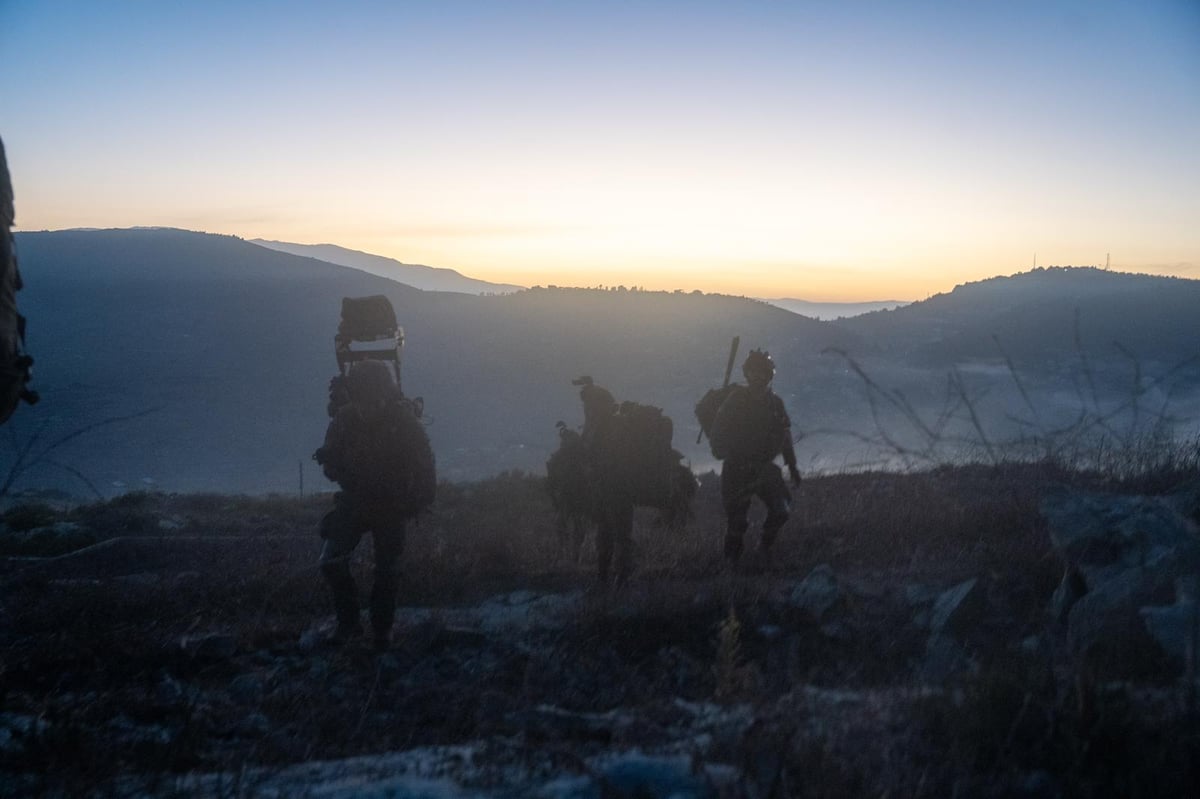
763;298;908;320
250;238;523;295
7;229;1198;497
10;228;855;494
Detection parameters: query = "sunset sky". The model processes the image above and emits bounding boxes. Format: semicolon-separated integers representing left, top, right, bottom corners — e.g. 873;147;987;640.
2;1;1197;300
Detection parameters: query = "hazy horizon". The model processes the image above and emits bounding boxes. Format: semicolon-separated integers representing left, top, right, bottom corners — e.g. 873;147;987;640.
24;224;1161;307
2;1;1198;301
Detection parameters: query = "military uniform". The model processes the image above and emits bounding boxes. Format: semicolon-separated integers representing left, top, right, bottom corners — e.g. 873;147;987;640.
315;361;434;649
709;351;799;560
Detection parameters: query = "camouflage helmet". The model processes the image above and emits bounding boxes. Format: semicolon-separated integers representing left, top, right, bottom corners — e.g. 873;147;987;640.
345;359;399;405
742;349;776;382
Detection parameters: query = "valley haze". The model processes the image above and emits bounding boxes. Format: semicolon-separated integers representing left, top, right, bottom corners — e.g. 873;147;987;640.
6;227;1200;499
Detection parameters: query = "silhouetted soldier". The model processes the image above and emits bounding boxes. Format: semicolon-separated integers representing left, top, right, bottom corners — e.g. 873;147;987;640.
576;376;618;449
555;376;695;584
0;136;37;425
709;349;801;561
313;359;435;650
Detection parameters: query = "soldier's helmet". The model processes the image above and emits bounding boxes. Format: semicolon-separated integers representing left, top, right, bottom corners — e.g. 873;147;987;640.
345;360;399;406
742;349;776;383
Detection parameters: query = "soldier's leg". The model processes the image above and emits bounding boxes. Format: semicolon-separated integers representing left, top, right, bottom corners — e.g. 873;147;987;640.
721;464;752;561
369;517;406;649
596;516;614;585
758;465;791;553
612;502;635;585
319;496;367;639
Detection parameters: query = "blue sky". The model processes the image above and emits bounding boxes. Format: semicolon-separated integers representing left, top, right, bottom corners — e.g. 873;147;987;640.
3;0;1197;299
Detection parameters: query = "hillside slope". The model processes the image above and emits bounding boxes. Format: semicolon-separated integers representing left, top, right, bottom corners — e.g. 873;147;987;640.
839;267;1200;370
10;229;856;494
250;239;523;295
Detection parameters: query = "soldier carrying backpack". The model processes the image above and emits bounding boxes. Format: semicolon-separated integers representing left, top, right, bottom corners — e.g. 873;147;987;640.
0;136;37;426
313;299;435;651
546;376;695;584
701;349;801;562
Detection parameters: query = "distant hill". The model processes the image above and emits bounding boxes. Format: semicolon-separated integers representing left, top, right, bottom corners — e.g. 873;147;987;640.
10;229;858;495
249;239;523;295
764;298;908;320
838;267;1200;371
9;233;1198;497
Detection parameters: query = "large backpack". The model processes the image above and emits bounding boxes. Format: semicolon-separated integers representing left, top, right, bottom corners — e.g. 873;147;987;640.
320;398;436;515
0;137;36;425
694;384;740;455
338;295;398;343
708;386;789;463
597;401;689;508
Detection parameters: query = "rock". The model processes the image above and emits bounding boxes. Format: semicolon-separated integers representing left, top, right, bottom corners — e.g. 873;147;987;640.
181;632;237;661
927;578;985;637
1042;488;1200;674
921;634;974;682
298;626;324;653
155;674;187;707
787;564;840;621
1139;605;1195;663
594;753;715;799
903;583;942;605
1020;635;1044;656
13;522;94;555
116;572;162;588
1140;592;1198;664
757;624;783;640
0;713;47;753
172;570;201;588
233;713;271;737
1049;566;1087;625
228;673;265;705
1040;489;1200;588
507;704;615;742
1066;565;1172;669
819;620;854;642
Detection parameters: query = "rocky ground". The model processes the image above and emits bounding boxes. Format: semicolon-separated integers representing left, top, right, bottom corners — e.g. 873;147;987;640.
0;466;1198;797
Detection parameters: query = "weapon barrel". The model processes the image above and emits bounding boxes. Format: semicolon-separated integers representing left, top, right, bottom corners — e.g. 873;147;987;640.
722;335;741;388
696;335;741;444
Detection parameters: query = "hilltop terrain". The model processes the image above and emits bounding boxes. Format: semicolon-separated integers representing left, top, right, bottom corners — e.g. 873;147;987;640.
841;266;1200;369
3;229;1200;795
2;456;1197;796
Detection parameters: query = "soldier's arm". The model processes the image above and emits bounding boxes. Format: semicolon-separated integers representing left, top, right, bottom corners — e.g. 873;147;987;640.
317;414;348;482
774;395;801;484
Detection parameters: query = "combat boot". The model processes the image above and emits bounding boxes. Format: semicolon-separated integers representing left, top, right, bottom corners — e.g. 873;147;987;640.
332;618;364;645
371;625;393;653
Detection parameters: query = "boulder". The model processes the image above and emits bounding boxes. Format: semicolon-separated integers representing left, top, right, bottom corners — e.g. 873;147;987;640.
927;578;986;637
1041;487;1200;672
1140;602;1198;664
180;632;237;661
787;564;840;621
1040;488;1200;588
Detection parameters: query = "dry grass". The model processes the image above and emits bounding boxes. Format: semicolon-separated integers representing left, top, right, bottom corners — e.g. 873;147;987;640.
1;455;1198;794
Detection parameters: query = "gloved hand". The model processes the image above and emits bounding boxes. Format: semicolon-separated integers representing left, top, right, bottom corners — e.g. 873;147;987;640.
788;464;802;488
